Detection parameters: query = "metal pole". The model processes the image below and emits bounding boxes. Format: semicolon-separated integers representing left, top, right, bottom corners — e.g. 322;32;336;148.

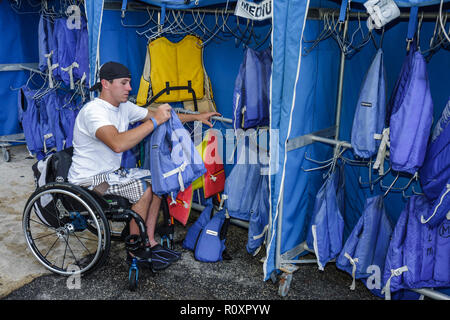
412;288;450;300
334;11;349;142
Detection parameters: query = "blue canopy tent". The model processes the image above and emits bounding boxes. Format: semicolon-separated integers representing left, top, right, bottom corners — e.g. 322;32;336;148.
2;0;449;299
262;0;450;299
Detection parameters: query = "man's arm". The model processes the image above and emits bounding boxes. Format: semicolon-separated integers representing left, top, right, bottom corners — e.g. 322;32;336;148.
143;105;221;128
96;104;171;153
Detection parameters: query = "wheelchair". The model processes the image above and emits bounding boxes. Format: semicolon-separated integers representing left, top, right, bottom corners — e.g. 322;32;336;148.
22;148;174;291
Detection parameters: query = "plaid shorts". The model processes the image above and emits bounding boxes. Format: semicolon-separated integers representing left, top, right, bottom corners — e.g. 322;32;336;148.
90;168;152;204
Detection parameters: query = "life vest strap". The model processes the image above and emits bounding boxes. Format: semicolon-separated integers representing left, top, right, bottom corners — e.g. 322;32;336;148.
344;252;359;291
381;266;409;300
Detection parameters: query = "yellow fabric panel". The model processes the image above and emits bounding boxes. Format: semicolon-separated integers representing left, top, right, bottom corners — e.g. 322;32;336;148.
136;76;150;106
136;44;151;106
149;35;204;103
191;138;206;191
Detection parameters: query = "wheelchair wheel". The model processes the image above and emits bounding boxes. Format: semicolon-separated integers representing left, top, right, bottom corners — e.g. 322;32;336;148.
22;182;111;276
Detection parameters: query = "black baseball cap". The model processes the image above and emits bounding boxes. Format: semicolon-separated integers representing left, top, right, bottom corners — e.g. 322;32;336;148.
89;61;132;91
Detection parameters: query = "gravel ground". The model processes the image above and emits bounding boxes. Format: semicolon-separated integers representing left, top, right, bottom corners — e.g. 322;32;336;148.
3;215;379;301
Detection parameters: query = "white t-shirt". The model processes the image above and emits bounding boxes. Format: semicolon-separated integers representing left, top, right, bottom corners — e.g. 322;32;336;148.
68;98;148;185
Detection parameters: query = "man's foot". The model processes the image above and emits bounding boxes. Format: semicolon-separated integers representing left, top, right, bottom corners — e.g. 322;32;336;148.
126;247;172;271
150;244;182;263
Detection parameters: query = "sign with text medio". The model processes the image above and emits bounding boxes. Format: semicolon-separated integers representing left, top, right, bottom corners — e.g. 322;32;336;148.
234;0;272;21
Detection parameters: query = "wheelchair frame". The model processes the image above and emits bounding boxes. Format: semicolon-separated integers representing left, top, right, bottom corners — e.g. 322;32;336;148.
22;181;154;282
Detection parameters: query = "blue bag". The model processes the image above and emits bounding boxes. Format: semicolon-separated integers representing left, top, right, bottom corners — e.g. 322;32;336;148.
351;48;386;158
306;165;345;270
388;43;433;174
232;47;271;130
336;195;393;294
147;109;206;196
420;98;450;201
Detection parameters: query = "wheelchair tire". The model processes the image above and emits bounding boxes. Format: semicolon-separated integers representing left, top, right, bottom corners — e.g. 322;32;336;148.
23;182;111;276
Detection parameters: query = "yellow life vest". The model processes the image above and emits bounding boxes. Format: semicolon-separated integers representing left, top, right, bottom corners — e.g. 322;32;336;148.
136;35;206;106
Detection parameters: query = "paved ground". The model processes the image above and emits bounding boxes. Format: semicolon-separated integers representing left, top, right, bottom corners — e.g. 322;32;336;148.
1;145;380;303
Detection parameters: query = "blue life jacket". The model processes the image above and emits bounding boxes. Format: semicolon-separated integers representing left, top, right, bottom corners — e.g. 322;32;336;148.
388;43;433;174
38;14;53;72
306;165;345;270
121;122;141;169
183;198;214;251
351;48;386;159
246;173;270;256
58;93;80;149
18;87;45;160
73;15;89;83
224;162;262;221
147;109;206;196
336;195;393;294
183;199;228;263
232;47;271;130
420;98;450;201
420;182;450;229
382;195;450;300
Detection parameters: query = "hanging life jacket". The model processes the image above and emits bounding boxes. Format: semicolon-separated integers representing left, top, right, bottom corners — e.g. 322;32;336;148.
136;35;205;108
224;162;263;221
246;173;270;256
420;182;450;229
305;165;345;271
192;129;226;199
167;184;193;226
351;48;386;159
146;109;206;197
387;43;433;175
382;195;450;300
232;47;271;130
182;198;230;262
419;98;450;202
38;14;53;73
18;86;45;159
336;195;393;294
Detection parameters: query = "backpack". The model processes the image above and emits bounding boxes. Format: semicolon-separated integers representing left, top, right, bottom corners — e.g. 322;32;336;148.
31;147;74;228
182;199;230;262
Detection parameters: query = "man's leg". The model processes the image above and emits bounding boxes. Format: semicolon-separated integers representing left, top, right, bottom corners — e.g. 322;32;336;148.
129;186;153;237
145;193;161;247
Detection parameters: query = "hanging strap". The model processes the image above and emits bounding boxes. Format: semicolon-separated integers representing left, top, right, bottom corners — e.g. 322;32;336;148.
373;127;390;175
406;6;419;51
344;252;359;290
163;161;188;192
381;266;409;300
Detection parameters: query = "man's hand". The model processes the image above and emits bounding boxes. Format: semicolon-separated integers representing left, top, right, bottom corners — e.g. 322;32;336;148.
195;111;222;127
153;103;172;126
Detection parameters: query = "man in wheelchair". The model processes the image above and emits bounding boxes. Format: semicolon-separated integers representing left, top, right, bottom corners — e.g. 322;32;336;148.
66;61;220;270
